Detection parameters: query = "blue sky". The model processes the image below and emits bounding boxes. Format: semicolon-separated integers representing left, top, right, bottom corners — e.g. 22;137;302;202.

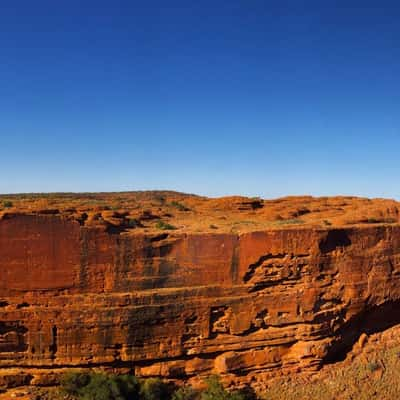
1;1;399;198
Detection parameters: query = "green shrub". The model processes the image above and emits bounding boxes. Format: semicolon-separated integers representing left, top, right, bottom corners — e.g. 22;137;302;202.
114;374;141;398
60;371;91;396
156;221;177;230
367;361;380;372
59;372;254;400
140;377;172;400
169;201;190;211
236;386;257;400
172;385;198;400
201;375;246;400
60;372;139;400
2;200;13;208
78;373;119;400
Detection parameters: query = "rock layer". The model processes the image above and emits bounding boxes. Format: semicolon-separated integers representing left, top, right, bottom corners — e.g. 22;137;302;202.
1;213;400;388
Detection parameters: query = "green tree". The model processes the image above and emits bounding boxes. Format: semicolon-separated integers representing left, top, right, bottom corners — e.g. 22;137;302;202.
172;385;198;400
140;377;172;400
60;372;140;400
201;375;246;400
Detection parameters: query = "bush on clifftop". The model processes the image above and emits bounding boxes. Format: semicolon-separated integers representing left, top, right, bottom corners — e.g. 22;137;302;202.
2;200;13;208
156;220;177;230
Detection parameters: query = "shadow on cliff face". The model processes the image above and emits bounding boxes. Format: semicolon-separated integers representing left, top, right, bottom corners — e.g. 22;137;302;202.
319;229;352;253
325;300;400;363
0;322;28;352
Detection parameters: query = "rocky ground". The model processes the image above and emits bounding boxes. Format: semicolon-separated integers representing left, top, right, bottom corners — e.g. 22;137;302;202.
1;191;399;233
261;324;400;399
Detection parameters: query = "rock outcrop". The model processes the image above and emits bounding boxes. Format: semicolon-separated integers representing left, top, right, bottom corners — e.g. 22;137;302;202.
1;202;400;388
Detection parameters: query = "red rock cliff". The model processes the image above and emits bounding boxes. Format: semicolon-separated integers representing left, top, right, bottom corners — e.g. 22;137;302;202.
1;211;400;388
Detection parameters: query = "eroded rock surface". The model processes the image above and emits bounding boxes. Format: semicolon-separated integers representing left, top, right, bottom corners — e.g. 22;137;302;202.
0;193;400;389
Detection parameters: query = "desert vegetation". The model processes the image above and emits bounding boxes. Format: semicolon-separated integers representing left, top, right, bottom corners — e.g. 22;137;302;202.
156;220;177;230
1;200;13;208
22;324;400;400
22;342;400;400
36;373;255;400
31;337;400;400
169;201;190;212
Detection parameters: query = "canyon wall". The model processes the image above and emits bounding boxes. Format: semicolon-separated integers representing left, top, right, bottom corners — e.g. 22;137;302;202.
1;214;400;387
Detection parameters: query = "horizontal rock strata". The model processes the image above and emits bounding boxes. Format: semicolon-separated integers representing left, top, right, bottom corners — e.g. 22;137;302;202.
1;214;400;387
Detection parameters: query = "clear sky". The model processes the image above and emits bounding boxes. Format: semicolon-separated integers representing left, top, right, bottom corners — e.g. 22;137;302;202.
1;1;399;198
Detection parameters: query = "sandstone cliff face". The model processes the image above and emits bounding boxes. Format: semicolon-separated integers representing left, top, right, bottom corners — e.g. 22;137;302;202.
1;214;400;387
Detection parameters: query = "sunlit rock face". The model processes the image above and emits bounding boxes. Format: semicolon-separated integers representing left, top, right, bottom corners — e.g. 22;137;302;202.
1;214;400;388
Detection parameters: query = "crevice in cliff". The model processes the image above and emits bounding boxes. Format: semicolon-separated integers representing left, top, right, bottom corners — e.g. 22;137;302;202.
105;224;129;234
149;233;169;242
324;299;400;364
76;212;88;226
209;306;230;337
16;302;30;309
243;253;310;293
0;322;28;352
319;229;351;253
79;229;89;290
231;237;240;284
49;326;57;359
243;254;285;282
